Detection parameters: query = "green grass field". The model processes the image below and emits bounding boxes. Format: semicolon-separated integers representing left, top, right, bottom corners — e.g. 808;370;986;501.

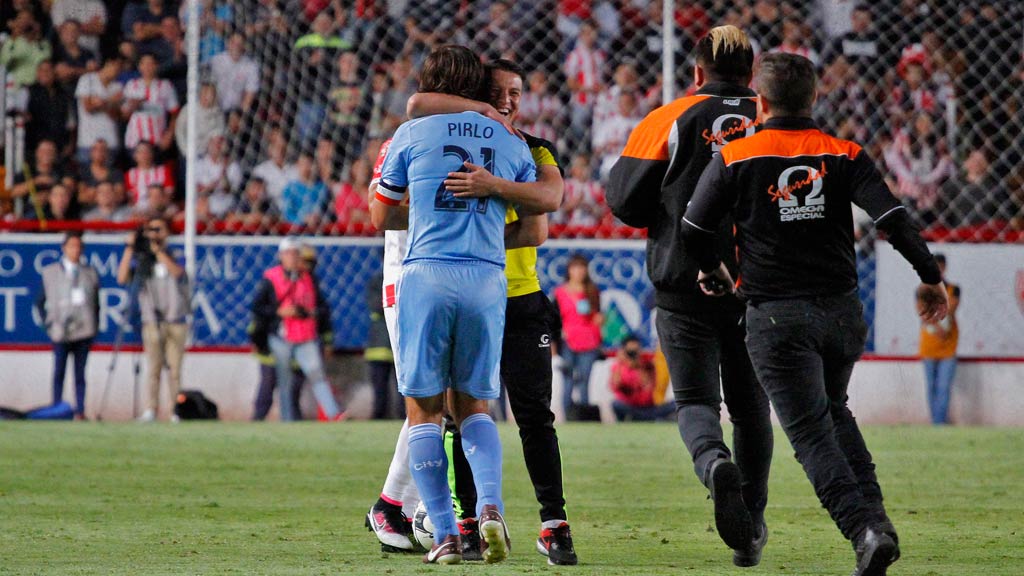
1;422;1021;575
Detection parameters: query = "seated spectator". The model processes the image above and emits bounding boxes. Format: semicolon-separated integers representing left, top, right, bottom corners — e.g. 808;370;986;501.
125;142;174;207
26;183;79;222
884;112;954;222
0;10;51;87
50;0;107;55
769;17;820;67
469;1;519;62
78;140;125;206
11;140;65;203
888;44;951;120
133;182;179;221
82;180;132;222
565;21;606;149
293;13;350;146
209;33;260;113
150;17;187;95
822;3;890;73
315;137;339;190
174;82;225;160
121;53;180;152
252;133;296;212
518;70;562;144
25;60;74;156
228;177;279;228
323;50;367;153
594;62;646;126
53;20;100;90
556;154;607;226
334;157;371;230
122;0;175;55
75;57;124;167
194;134;242;219
281;153;329;227
592;91;642;181
609;335;675;422
366;66;393;140
382;57;417;134
942;148;1012;227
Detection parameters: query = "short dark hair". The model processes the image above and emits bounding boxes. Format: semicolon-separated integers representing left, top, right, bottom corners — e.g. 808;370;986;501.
63;231;83;245
693;25;755;85
418;45;485;100
487;59;524;82
934;253;946;265
756;52;817;117
620;334;641;347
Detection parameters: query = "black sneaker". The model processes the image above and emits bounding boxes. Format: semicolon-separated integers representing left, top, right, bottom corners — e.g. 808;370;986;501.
875;519;900;562
733;518;768;567
366;498;415;552
423;534;462;565
536;522;579;566
708;458;754;550
458;518;483;561
852;526;898;576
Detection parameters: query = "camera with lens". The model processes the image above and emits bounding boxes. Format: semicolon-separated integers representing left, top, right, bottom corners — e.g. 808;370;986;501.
132;224;157;279
293;306;311;319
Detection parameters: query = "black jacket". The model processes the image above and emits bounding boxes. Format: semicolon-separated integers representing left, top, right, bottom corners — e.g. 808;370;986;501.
607;82;759;313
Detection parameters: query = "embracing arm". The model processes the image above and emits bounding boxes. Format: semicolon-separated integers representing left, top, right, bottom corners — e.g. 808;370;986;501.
446;162;563;214
505;213;548;250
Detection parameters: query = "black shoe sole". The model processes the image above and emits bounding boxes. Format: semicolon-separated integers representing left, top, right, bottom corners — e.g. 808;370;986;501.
710;461;753;550
733;525;767;568
854;533;897;576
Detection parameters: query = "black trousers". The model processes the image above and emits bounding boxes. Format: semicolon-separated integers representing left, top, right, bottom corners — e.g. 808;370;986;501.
451;291;567;522
52;338;92;416
657;305;773;520
744;293;885;541
368;360;402;419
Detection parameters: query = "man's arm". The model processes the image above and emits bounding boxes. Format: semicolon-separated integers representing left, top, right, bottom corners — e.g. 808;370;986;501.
445;162;562;214
680;155;739;296
368;181;409;230
504;213;548;250
606;113;669;228
406;92;513;133
370;127;412;230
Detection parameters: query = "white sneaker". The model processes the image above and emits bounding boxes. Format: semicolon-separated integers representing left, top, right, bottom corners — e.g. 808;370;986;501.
170;414;180;423
137;409;156;423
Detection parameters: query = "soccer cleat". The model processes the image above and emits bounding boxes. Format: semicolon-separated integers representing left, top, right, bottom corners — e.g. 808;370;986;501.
366;499;416;552
536;522;579;566
458;518;483;561
478;504;511;564
852;526;898;576
733;518;768;567
423;534;462;564
708;458;754;550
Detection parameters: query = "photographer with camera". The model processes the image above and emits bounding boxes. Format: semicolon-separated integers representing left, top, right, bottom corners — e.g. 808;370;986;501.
37;232;100;420
251;238;343;422
116;216;191;422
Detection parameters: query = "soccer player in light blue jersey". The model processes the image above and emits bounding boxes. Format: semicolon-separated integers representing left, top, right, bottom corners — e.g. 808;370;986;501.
370;45;537;565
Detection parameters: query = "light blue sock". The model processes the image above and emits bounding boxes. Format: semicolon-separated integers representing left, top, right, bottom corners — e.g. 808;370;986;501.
459;413;504;516
408;423;458;542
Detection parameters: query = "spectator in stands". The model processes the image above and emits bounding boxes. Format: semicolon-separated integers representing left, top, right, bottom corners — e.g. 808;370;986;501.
748;0;783;50
53;20;100;91
918;254;960;425
150;17;187;99
252;133;296;212
26;182;78;221
334;157;371;230
293;12;351;146
518;70;562;143
25;60;74;157
117;216;190;422
365;66;392;139
822;3;884;72
556;0;590;46
174;82;225;160
50;0;107;55
594;62;645;126
557;154;607;226
121;53;180;152
884;112;953;223
314;138;339;191
565;20;606;150
126;142;174;207
323;50;367;154
609;334;675;422
888;45;947;120
0;10;51;87
593;91;642;181
11;140;65;205
281;153;329;227
383;57;417;133
83;180;132;222
75;57;123;168
36;231;99;420
195;133;242;219
469;1;519;62
210;33;260;113
135;182;179;221
122;0;175;55
942;147;1011;227
554;253;604;414
770;17;820;67
78;139;124;206
229;177;278;228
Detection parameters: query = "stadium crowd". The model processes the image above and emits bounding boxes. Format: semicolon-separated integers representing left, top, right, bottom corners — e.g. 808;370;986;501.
1;0;1022;237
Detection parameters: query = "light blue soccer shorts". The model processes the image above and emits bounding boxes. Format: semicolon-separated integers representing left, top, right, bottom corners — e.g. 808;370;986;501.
395;260;506;400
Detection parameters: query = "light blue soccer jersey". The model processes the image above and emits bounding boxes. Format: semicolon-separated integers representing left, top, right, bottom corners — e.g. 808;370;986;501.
377;111;537;268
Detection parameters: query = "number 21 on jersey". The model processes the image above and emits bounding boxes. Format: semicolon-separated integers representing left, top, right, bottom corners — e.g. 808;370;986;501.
435;145;495;213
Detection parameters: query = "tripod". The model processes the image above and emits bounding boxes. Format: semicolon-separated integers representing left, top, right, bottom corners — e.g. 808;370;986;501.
95;267;145;422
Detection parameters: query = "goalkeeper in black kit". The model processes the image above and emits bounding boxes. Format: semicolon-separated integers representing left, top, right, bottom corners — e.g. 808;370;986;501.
682;52;948;576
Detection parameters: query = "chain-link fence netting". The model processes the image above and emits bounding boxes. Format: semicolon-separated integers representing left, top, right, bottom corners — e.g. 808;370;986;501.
1;1;1022;351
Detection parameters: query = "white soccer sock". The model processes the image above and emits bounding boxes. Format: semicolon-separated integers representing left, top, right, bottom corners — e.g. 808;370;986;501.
380;418;419;515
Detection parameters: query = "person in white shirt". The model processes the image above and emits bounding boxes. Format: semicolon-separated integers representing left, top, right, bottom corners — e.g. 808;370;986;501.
251;134;296;211
209;33;260;112
592;91;642;181
174;82;225;160
75;58;123;167
194;133;242;218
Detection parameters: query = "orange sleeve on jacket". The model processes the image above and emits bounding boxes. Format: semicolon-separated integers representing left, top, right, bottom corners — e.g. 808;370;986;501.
620;95;711;161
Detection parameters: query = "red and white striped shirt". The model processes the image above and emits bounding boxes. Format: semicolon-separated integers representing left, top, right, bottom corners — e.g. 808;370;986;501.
126;164;175;206
565;46;606;105
122;78;179;149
